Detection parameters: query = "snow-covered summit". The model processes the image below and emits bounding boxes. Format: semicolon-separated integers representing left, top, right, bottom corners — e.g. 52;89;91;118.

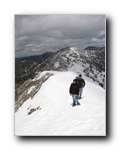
15;71;105;136
38;46;105;88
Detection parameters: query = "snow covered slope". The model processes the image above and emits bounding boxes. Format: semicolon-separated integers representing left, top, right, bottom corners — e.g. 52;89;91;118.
38;47;105;88
15;71;106;136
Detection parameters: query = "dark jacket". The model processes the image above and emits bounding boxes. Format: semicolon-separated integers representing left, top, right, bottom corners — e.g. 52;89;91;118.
76;77;85;88
69;83;79;95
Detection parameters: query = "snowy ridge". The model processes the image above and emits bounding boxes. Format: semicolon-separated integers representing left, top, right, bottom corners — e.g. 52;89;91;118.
38;47;105;88
15;71;106;136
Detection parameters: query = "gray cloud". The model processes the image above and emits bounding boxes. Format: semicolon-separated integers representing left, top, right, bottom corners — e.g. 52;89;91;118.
15;15;105;57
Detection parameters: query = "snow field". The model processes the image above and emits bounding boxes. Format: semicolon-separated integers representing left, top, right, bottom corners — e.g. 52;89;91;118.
15;71;105;136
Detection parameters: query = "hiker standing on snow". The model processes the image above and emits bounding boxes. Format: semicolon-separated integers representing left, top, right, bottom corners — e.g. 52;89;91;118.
69;79;80;107
76;74;85;99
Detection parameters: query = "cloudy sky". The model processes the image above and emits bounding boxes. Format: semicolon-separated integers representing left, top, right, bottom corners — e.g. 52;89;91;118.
15;15;105;57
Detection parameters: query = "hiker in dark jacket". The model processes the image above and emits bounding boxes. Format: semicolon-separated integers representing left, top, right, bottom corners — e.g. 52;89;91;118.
76;74;85;99
69;79;80;107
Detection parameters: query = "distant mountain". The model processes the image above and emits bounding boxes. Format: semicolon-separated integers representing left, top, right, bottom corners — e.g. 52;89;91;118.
38;47;105;88
15;52;54;63
84;46;105;51
15;46;105;95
